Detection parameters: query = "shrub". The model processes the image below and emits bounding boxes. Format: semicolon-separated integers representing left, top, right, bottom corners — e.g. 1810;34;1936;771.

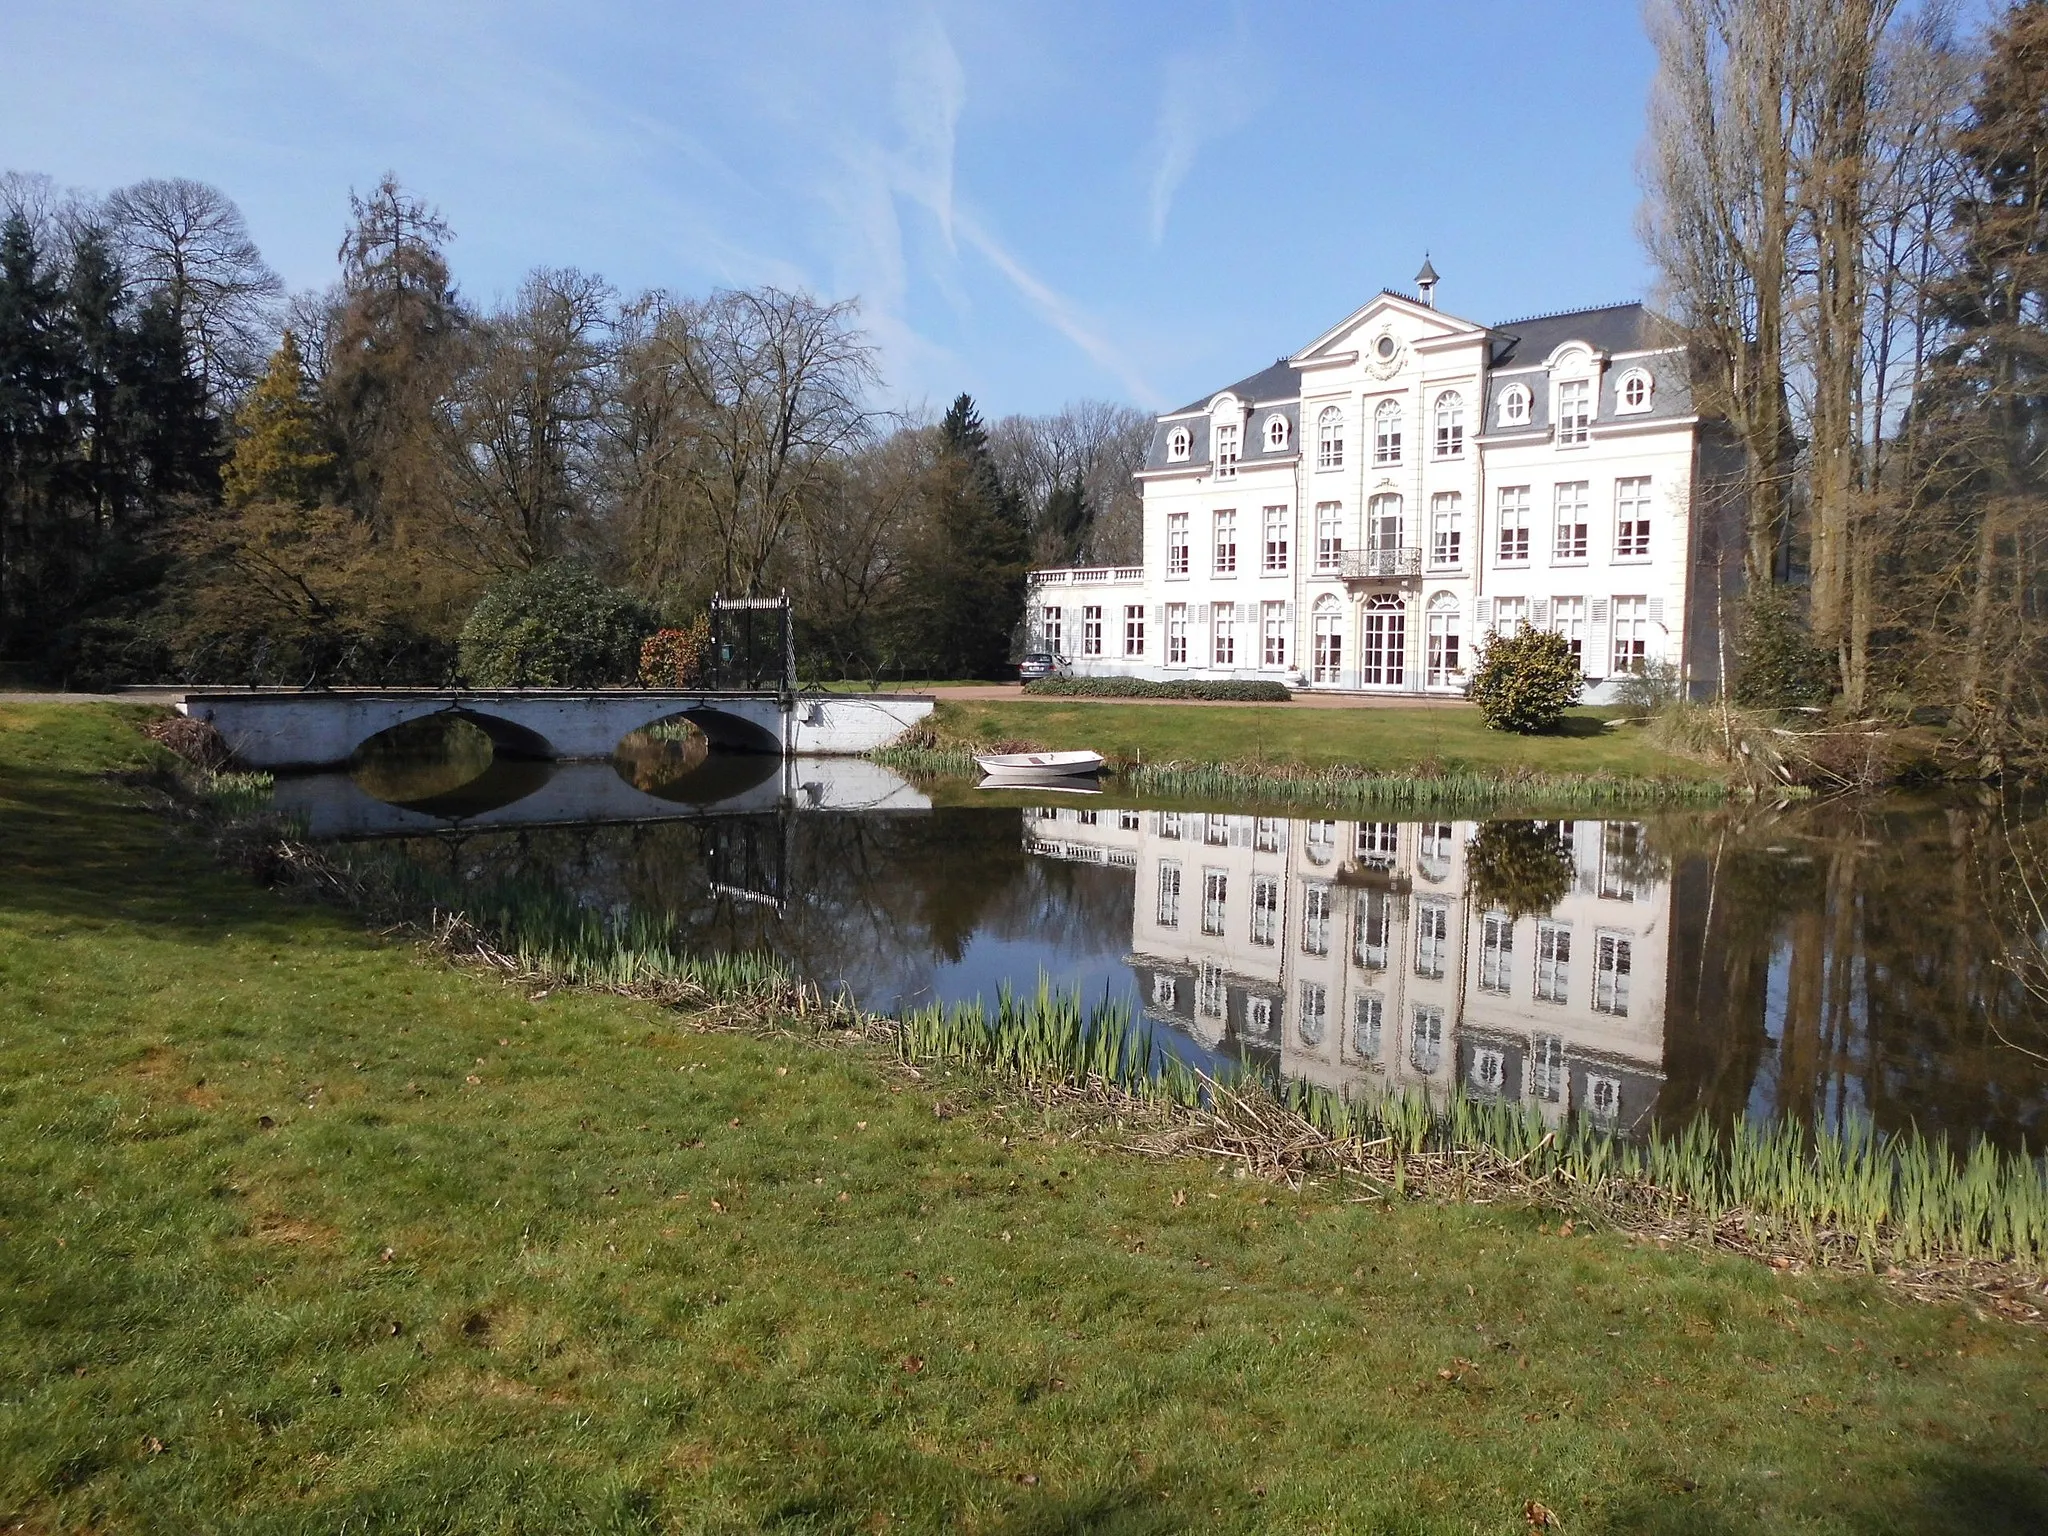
1732;586;1835;708
639;616;713;687
458;564;655;687
1466;820;1577;916
1612;659;1683;715
1022;676;1291;702
1467;628;1582;733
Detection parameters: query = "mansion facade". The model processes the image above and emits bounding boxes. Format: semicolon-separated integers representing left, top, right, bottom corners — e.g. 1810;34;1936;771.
1029;267;1737;699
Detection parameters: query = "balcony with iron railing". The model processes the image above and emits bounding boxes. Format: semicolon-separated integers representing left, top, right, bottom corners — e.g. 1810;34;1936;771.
1029;566;1149;586
1335;546;1423;580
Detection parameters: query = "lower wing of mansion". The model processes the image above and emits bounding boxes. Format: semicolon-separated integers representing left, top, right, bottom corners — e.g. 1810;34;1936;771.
1029;274;1743;701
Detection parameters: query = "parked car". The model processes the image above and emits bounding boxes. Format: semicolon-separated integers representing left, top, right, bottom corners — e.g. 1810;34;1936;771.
1016;652;1065;682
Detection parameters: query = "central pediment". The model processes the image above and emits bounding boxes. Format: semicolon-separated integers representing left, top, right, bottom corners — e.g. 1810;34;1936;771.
1292;290;1487;371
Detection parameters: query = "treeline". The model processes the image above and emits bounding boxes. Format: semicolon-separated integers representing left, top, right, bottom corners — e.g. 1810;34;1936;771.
0;171;1149;686
1645;0;2048;758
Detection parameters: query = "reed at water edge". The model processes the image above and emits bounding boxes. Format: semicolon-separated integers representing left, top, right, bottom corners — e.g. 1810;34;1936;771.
900;982;2048;1273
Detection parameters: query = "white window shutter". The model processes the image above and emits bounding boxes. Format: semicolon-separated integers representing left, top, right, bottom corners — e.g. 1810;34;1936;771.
1197;603;1210;625
1474;597;1492;628
1283;601;1294;624
1532;598;1550;627
1590;597;1610;626
1151;604;1165;628
1241;602;1257;625
1648;597;1666;625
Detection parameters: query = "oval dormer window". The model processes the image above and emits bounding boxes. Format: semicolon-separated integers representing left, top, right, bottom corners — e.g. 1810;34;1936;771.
1618;368;1653;413
1500;385;1530;426
1168;426;1191;461
1265;413;1289;451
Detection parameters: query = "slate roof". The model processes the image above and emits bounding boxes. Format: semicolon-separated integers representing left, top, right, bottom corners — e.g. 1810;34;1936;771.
1487;303;1678;369
1167;358;1302;418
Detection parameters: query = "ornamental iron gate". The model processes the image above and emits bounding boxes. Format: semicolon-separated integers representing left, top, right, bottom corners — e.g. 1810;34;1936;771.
706;593;796;697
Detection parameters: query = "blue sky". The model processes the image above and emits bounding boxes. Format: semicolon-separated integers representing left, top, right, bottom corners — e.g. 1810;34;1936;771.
3;1;1666;417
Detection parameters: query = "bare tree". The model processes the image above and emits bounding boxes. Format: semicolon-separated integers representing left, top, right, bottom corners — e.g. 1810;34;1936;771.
989;399;1151;565
103;177;282;405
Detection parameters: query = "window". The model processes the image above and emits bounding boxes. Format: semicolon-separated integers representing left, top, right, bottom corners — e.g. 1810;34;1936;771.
1315;502;1343;571
1041;605;1063;656
1433;390;1464;458
1410;1005;1445;1074
1199;961;1225;1019
1215;421;1239;479
1254;817;1284;853
1265;413;1290;451
1213;509;1237;574
1156;861;1182;927
1557;378;1591;444
1553;482;1589;562
1076;809;1098;826
1212;606;1235;666
1535;920;1571;1003
1203;814;1230;846
1119;810;1140;831
1497;486;1531;563
1317;406;1344;470
1426;596;1461;687
1430;493;1463;567
1617;368;1652;413
1166;604;1188;666
1469;1047;1506;1097
1479;912;1514;994
1158;810;1182;839
1167;512;1190;576
1261;601;1287;669
1306;820;1337;865
1082;605;1102;656
1312;603;1344;683
1245;995;1273;1038
1611;596;1649;675
1550;596;1585;667
1532;1034;1564;1103
1250;875;1280;947
1302;882;1332;956
1167;425;1191;461
1615;477;1652;559
1500;383;1531;426
1151;972;1178;1009
1599;821;1643;901
1299;981;1328;1045
1374;398;1403;465
1357;822;1398;864
1415;898;1448;979
1492;596;1527;639
1362;593;1405;687
1594;933;1632;1015
1587;1074;1623;1127
1123;605;1145;657
1262;506;1289;572
1367;493;1404;557
1355;891;1392;970
1354;994;1384;1060
1419;821;1454;878
1202;868;1228;936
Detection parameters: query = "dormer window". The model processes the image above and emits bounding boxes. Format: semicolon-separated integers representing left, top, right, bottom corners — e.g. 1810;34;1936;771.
1215;422;1239;479
1433;391;1464;459
1373;398;1402;465
1557;379;1592;445
1167;426;1191;462
1499;384;1530;426
1617;368;1653;414
1317;406;1344;470
1265;413;1289;451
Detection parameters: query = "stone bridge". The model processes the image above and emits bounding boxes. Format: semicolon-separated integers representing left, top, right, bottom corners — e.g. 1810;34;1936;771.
177;688;935;770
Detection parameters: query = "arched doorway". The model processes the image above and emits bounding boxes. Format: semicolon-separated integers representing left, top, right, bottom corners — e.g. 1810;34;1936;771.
1311;596;1344;685
1362;593;1405;688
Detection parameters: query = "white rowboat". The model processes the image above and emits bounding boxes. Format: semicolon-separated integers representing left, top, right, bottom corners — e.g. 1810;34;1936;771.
973;749;1105;782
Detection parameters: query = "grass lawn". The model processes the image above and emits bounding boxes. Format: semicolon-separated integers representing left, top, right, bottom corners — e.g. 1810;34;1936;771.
2;704;2042;1533
924;697;1726;781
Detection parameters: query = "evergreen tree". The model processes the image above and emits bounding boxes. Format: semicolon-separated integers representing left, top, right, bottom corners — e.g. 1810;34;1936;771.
899;394;1029;677
1041;475;1090;566
223;332;334;508
0;213;76;659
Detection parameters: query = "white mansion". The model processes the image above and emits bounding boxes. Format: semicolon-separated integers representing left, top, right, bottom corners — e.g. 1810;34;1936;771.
1029;265;1736;699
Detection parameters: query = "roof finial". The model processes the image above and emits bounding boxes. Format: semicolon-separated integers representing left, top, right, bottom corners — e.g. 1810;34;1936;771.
1416;252;1439;309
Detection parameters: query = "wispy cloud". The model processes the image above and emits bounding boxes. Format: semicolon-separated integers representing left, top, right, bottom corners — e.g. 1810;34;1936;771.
891;10;965;251
1145;32;1265;246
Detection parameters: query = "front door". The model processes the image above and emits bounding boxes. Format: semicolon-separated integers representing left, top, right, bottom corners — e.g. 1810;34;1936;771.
1362;603;1405;687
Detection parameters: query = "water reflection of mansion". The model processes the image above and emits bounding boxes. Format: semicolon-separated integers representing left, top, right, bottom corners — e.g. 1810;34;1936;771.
1024;808;1666;1131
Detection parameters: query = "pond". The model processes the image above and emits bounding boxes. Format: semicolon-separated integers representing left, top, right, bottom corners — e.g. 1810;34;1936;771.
285;717;2048;1154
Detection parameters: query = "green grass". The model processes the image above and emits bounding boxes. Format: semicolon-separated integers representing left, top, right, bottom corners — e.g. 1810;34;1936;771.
920;697;1729;782
2;704;2046;1533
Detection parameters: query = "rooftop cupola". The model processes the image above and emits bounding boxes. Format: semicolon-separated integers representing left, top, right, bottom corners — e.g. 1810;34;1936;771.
1415;253;1440;309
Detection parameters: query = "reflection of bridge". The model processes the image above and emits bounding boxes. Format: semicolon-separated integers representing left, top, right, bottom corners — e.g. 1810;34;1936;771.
272;755;930;841
179;688;935;769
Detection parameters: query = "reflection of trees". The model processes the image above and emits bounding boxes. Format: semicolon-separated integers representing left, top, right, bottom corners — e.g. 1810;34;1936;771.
1466;821;1575;916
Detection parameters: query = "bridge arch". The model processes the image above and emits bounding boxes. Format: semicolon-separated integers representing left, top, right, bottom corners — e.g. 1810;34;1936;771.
448;708;557;760
631;704;782;755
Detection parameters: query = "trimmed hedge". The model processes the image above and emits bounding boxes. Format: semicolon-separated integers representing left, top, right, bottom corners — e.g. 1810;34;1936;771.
1023;676;1292;702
